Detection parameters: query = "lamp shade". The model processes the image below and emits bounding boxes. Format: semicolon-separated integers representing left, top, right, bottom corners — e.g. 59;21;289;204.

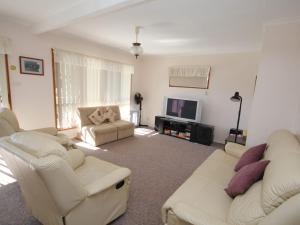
230;92;241;102
130;42;143;58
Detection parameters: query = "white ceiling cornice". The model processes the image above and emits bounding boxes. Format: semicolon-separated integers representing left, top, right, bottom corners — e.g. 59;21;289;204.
32;0;154;34
1;0;300;55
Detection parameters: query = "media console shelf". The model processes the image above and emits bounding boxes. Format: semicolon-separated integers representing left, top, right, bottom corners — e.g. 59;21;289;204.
154;116;214;146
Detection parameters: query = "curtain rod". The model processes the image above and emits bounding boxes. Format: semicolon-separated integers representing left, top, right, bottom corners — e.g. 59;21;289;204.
53;48;134;67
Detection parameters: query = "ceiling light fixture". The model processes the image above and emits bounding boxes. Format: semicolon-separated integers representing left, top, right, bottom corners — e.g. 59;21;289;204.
130;26;143;59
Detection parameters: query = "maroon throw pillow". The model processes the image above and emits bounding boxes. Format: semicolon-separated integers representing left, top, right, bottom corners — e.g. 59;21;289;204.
225;160;270;198
234;143;267;172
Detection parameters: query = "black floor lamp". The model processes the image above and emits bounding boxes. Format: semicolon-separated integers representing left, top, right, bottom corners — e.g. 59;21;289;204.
230;92;243;143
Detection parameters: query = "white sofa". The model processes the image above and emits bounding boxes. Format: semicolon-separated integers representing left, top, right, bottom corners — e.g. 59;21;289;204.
162;129;300;225
0;133;131;225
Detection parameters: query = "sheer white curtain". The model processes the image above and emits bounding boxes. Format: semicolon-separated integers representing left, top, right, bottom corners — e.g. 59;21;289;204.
54;50;133;129
0;37;11;108
0;55;9;108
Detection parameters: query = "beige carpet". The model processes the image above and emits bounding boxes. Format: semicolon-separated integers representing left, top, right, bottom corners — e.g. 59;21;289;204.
0;129;220;225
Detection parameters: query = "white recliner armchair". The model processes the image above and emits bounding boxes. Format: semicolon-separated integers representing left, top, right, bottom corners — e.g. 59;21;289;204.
0;132;131;225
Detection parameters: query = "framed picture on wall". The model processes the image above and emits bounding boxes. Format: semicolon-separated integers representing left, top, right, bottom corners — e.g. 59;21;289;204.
19;56;44;76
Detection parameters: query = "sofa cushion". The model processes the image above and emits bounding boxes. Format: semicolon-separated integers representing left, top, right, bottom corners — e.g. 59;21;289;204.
0;118;15;137
111;120;134;131
225;160;270;198
66;149;85;169
262;152;300;214
88;123;117;135
32;127;58;136
29;131;73;149
193;150;237;187
264;129;300;161
10;132;69;160
234;143;267;171
35;155;87;215
75;156;120;187
228;181;266;225
172;202;229;225
0;108;20;132
162;150;237;224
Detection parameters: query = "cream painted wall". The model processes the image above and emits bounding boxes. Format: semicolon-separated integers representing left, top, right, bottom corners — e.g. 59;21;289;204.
247;21;300;146
0;19;137;130
135;53;259;143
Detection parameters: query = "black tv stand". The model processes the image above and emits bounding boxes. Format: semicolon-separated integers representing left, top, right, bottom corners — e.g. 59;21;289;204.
154;116;214;146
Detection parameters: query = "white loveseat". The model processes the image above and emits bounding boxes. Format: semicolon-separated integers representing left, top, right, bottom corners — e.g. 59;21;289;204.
162;130;300;225
0;133;131;225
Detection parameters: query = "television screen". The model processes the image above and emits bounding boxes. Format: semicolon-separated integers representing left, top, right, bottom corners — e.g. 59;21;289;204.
166;98;198;120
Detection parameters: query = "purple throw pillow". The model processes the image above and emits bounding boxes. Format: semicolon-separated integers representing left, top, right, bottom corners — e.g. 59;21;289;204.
234;143;267;172
225;160;270;198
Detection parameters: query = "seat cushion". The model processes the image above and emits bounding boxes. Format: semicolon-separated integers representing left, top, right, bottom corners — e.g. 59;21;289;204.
87;123;117;135
74;156;120;187
193;150;238;186
111;120;134;130
228;181;266;225
163;150;237;224
81;124;118;146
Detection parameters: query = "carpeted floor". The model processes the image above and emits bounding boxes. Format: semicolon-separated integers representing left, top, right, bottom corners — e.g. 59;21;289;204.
0;129;220;225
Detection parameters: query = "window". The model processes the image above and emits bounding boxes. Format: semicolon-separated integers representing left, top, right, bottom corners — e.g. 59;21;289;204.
0;55;9;108
54;50;133;129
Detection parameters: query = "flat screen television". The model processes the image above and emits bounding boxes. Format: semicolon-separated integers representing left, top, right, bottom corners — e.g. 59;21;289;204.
164;97;202;122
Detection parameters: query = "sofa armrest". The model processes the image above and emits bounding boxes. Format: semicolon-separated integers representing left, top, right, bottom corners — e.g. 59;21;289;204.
225;142;247;158
84;168;131;197
31;127;58;136
172;203;229;225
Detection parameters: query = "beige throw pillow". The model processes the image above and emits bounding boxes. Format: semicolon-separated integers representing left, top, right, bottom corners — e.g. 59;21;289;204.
104;107;117;122
88;108;106;125
88;107;117;125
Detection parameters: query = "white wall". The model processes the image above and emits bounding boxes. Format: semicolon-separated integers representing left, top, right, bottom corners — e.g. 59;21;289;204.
0;19;137;129
135;53;259;143
247;21;300;146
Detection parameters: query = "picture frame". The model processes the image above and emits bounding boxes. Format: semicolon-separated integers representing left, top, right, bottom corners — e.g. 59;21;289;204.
19;56;44;76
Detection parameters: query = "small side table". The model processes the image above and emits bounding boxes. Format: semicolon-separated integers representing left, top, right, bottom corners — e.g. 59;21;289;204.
225;135;247;146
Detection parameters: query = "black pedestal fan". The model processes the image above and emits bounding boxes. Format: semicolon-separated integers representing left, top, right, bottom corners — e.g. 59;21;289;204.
134;92;147;127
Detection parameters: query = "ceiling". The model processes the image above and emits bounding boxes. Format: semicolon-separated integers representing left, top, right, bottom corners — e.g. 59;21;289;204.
1;0;300;55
